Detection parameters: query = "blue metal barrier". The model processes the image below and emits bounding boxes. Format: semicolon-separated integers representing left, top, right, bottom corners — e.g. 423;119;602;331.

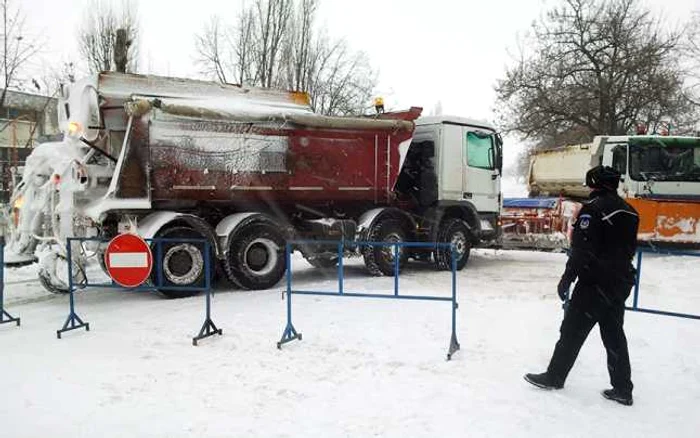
0;237;21;327
58;236;222;344
627;247;700;321
277;240;461;360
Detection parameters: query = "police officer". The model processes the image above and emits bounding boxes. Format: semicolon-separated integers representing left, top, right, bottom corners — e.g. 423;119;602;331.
524;165;639;406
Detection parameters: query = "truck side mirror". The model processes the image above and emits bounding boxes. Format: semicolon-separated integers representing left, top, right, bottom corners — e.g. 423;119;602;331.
495;133;504;174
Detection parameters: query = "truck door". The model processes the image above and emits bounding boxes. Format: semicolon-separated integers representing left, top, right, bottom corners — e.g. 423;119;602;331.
602;142;632;196
439;124;464;201
463;129;499;213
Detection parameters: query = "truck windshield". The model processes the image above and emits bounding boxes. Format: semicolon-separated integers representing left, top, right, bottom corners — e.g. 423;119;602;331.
629;138;700;182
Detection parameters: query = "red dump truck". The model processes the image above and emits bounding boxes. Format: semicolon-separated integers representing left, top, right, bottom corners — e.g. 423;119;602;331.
6;72;503;296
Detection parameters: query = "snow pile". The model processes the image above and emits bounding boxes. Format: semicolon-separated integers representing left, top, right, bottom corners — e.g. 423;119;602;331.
0;250;698;437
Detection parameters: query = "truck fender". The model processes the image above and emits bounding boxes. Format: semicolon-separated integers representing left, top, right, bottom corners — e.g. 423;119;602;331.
424;203;481;243
357;207;416;240
215;212;284;256
137;211;221;257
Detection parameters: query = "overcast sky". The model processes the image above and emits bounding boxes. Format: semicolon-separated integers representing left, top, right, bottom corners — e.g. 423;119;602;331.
20;0;700;170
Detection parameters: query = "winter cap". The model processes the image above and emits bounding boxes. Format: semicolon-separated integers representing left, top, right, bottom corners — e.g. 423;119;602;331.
585;165;621;191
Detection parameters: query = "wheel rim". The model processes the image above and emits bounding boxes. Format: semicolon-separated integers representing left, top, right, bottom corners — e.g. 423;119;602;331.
381;232;404;261
244;238;279;276
450;231;468;257
163;243;204;285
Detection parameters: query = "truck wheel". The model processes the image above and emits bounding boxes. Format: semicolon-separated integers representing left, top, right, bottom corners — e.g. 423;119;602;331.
434;218;472;271
37;251;85;294
224;222;286;290
362;218;408;276
38;268;70;294
97;242;109;278
152;226;212;299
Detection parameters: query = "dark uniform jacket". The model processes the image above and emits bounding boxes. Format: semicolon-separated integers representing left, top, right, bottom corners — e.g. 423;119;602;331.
564;190;640;298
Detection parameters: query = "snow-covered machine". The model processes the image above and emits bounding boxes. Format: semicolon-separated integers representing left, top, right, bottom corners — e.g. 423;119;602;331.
5;72;504;296
501;135;700;250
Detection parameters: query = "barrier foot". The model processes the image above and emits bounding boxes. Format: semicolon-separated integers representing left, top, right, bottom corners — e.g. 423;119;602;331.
192;318;223;346
57;312;89;339
0;309;20;327
446;332;460;361
277;323;302;349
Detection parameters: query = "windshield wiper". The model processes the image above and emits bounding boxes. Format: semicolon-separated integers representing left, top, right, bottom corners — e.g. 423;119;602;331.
639;171;656;181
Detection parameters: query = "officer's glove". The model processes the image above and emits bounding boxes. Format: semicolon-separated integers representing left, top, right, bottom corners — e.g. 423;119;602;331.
557;271;576;302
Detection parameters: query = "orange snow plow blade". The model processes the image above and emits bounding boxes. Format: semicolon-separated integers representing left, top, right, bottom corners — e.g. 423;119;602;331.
627;198;700;245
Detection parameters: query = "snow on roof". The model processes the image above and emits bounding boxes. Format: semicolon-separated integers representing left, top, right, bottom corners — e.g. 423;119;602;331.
416;115;496;131
96;72;313;112
149;97;414;132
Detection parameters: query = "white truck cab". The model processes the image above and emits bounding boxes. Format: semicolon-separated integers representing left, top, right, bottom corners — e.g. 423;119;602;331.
399;116;503;244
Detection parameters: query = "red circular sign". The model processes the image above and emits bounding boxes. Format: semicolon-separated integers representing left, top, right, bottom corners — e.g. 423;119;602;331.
104;233;153;288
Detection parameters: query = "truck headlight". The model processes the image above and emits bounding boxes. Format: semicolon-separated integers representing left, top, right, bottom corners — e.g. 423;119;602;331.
67;121;83;138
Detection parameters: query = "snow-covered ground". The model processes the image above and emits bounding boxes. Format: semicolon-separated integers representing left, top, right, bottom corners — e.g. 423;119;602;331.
1;249;699;437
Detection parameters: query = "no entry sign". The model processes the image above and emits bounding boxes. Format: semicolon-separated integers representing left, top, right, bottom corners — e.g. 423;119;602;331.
104;233;153;288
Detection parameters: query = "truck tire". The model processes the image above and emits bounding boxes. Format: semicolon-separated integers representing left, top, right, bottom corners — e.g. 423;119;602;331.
434;218;472;271
362;218;408;276
223;222;286;290
152;226;212;299
37;252;85;294
97;242;110;278
38;268;70;294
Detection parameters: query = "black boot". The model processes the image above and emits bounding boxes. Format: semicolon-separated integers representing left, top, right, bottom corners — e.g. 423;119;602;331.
524;372;563;390
602;389;633;406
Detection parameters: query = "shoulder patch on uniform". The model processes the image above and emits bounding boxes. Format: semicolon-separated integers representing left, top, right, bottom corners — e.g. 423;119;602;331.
578;214;592;230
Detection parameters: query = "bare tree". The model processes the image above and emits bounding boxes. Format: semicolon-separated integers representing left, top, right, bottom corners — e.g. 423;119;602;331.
234;8;257;85
195;9;258;86
0;0;40;108
195;16;229;83
496;0;691;149
194;0;376;115
307;36;376;115
78;0;139;73
254;0;293;87
684;11;700;107
280;0;316;92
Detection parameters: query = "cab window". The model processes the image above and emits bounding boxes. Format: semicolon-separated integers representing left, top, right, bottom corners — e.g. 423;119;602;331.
466;131;495;170
612;144;627;174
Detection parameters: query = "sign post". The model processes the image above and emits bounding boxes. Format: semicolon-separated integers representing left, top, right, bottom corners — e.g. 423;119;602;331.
57;235;221;343
58;233;153;339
